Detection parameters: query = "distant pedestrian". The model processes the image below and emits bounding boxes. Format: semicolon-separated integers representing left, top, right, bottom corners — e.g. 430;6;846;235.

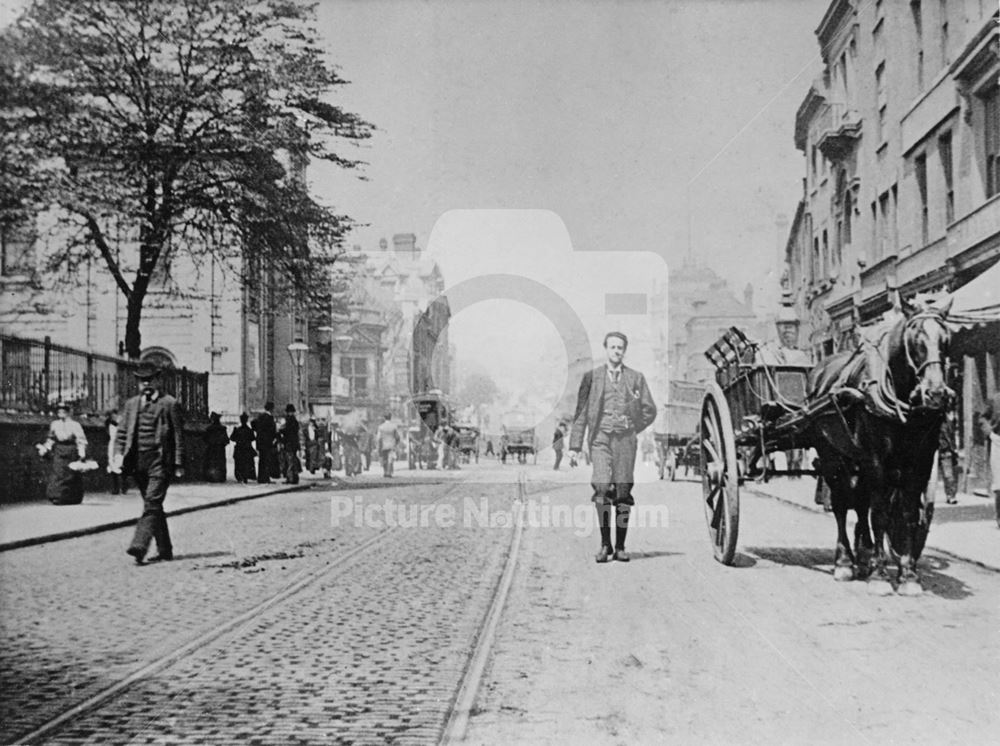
939;406;959;504
568;332;657;563
230;412;256;484
552;422;566;470
377;413;400;477
36;401;88;505
328;422;343;473
485;438;495;457
278;404;301;484
341;426;362;476
980;394;1000;528
358;422;373;471
105;410;127;495
115;363;185;565
499;433;509;465
252;402;277;484
203;412;229;482
304;418;322;474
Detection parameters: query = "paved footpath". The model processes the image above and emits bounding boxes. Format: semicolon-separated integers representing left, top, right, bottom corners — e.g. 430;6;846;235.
465;474;1000;744
0;466;453;550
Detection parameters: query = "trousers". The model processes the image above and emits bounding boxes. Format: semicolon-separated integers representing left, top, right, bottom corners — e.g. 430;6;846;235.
590;430;637;505
129;450;172;557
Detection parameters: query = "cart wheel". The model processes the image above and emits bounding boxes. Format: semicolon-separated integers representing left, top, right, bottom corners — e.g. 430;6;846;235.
700;382;740;565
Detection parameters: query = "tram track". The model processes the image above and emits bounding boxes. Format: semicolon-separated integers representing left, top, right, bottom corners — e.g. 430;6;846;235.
14;479;475;744
12;472;534;745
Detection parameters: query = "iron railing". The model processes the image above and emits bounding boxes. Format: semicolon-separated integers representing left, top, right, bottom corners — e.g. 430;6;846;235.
0;334;209;418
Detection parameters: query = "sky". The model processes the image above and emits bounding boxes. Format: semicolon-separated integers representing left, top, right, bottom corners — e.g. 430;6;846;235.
306;0;830;414
1;0;833;419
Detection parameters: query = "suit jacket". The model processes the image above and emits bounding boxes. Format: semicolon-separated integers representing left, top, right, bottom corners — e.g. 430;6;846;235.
252;412;277;450
114;393;186;473
569;365;657;451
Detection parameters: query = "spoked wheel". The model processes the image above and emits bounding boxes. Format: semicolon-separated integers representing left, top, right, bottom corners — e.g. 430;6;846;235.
700;382;740;565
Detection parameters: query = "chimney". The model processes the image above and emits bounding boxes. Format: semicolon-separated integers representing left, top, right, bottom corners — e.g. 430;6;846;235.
744;283;754;310
393;233;419;258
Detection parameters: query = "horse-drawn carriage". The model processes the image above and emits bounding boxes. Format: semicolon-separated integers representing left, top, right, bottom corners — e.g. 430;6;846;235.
454;422;480;463
501;413;537;464
699;304;955;595
654;380;703;480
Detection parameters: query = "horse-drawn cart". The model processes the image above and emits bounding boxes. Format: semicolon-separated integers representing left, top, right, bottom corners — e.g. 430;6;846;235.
699;307;954;599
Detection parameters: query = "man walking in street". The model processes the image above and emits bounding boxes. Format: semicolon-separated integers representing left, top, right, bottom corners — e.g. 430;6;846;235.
115;363;185;565
568;332;656;563
252;402;277;484
278;404;301;484
552;421;566;470
376;413;399;477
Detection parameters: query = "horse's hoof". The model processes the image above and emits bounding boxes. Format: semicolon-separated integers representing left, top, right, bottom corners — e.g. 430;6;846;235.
867;581;894;596
854;565;872;581
898;580;923;597
833;565;855;582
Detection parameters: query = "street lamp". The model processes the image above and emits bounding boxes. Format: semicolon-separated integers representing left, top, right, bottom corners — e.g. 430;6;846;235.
287;337;310;414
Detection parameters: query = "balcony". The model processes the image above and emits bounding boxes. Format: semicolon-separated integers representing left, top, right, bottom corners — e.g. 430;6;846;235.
816;103;862;161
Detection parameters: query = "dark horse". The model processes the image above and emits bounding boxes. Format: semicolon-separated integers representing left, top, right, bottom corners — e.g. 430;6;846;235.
803;299;952;595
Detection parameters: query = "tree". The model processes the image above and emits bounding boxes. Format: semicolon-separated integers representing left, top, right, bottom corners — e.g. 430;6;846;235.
0;0;372;358
457;371;501;410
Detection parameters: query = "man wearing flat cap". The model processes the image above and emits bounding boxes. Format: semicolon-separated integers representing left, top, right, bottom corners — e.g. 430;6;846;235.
114;362;185;565
568;332;656;563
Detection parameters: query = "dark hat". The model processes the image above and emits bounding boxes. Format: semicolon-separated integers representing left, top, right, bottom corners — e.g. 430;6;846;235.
134;362;162;380
285;404;296;413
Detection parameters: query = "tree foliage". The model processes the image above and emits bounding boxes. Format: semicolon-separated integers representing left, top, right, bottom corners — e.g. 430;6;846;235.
0;0;373;357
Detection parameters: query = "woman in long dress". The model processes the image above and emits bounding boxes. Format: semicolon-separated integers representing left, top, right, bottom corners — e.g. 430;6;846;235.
204;412;229;482
230;412;257;484
37;403;88;505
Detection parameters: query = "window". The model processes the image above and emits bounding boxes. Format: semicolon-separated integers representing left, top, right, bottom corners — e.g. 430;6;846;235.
0;220;35;277
939;132;954;225
939;0;949;67
822;229;829;279
915;154;929;245
911;0;924;90
340;356;368;399
875;63;887;144
812;237;820;283
984;85;1000;198
879;192;892;257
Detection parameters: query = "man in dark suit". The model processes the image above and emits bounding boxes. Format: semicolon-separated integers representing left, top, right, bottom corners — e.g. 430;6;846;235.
568;332;656;563
278;403;301;484
114;363;185;565
252;402;277;484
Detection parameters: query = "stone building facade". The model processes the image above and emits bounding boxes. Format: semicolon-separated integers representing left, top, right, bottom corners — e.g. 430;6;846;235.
785;0;999;487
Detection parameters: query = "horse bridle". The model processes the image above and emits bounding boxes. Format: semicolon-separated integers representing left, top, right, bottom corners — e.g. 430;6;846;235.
903;312;949;381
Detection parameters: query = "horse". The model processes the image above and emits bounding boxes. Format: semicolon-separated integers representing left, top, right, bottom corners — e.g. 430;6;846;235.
803;298;953;595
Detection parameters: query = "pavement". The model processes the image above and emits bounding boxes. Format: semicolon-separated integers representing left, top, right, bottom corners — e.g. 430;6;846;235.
0;462;453;551
745;475;1000;572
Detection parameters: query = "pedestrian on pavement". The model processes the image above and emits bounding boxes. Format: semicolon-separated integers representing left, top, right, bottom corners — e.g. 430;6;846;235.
981;394;1000;528
552;422;566;470
36;401;89;505
105;410;127;495
328;422;343;473
358;422;373;471
568;332;657;563
252;402;277;484
377;412;400;477
203;411;229;482
230;412;256;484
485;438;495;457
304;418;322;474
115;363;185;564
278;404;301;484
939;405;960;504
341;425;362;476
499;432;509;465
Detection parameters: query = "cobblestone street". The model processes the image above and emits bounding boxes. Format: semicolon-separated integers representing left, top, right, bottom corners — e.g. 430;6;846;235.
0;473;518;744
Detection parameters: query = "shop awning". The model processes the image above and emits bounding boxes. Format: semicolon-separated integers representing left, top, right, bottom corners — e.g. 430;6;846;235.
948;260;1000;327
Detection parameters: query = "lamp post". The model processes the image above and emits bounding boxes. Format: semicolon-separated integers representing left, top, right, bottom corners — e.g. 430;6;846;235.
287;337;310;414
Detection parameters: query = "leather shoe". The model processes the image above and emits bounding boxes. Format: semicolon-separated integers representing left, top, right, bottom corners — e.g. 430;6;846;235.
146;554;173;563
595;545;613;563
126;547;145;565
613;549;630;562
